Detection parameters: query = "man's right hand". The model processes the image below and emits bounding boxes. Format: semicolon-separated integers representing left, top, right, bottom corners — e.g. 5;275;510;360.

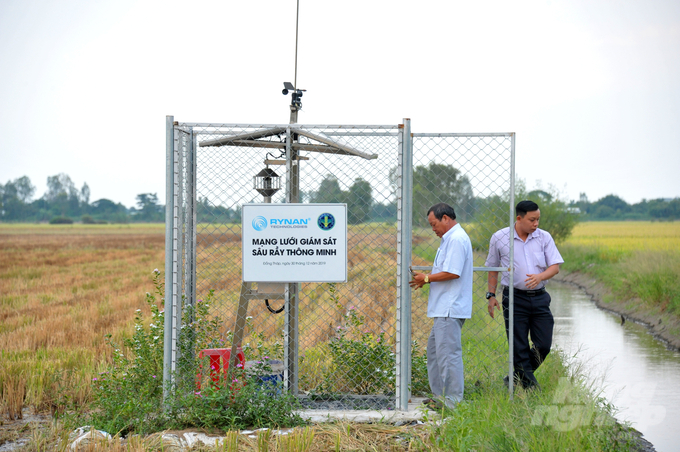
409;273;427;290
488;297;500;319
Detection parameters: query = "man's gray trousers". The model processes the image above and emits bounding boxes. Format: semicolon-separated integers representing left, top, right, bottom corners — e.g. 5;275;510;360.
427;317;465;408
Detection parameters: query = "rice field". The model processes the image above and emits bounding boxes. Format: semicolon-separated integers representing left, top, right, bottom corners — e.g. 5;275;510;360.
0;220;507;411
560;221;680;316
0;223;165;411
563;221;680;252
0;222;640;451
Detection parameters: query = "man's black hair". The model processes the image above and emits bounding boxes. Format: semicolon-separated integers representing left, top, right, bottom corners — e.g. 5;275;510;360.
516;200;540;217
427;202;456;221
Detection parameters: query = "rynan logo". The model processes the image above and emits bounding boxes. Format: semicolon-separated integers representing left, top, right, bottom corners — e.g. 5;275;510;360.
269;218;310;227
252;216;268;231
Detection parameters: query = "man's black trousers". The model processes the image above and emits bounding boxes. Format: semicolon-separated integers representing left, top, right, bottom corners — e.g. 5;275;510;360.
502;287;554;388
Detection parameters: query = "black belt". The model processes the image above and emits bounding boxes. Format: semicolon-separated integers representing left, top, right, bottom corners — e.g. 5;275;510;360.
503;286;546;297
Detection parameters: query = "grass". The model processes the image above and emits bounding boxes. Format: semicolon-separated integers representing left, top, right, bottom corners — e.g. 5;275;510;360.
560;221;680;316
16;348;639;451
429;347;643;451
1;223;638;451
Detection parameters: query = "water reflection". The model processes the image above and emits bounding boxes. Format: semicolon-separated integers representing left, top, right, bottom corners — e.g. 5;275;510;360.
550;282;680;452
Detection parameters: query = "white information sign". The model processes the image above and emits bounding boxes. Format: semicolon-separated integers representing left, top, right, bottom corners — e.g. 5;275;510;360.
242;203;347;283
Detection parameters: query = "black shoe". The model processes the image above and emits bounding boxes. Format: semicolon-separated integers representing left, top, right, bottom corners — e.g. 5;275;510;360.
503;374;541;390
523;381;542;391
423;397;445;410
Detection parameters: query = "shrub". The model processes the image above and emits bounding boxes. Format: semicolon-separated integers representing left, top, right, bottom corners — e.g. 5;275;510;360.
470;181;579;249
82;269;306;435
49;216;73;224
168;359;305;430
300;284;428;397
410;339;429;396
327;304;395;395
85;270;166;434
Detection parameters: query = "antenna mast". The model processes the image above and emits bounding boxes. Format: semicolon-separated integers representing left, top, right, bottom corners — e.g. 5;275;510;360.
282;0;304;124
294;0;299;90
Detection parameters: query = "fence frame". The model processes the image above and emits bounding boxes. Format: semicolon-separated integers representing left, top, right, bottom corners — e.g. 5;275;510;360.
164;116;516;409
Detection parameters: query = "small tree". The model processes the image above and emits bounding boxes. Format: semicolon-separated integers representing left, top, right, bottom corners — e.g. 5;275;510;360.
526;188;579;244
389;163;475;227
347;178;372;224
45;173;83;217
413;163;475;225
310;175;375;224
471;180;578;250
135;193;163;222
310;175;345;204
0;176;37;221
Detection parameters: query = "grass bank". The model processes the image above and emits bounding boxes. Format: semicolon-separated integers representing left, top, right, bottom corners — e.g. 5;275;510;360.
557;221;680;348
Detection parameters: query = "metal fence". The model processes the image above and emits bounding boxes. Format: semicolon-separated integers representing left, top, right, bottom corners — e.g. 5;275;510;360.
164;117;515;410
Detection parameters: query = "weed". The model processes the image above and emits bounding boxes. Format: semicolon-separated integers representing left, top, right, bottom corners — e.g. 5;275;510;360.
327;303;395;394
1;369;25;420
77;270;306;435
277;426;315;452
256;428;272;452
410;339;429;396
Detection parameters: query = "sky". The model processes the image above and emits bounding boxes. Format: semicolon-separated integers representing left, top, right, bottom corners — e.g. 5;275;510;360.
1;0;679;208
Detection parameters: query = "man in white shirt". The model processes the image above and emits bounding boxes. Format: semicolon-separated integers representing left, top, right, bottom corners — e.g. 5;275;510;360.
485;200;564;389
410;203;473;408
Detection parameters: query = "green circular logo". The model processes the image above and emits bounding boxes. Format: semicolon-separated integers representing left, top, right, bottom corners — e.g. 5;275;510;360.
317;213;335;231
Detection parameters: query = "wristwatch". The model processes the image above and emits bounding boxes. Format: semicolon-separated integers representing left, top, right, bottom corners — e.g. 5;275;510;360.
485;292;496;300
424;275;430;284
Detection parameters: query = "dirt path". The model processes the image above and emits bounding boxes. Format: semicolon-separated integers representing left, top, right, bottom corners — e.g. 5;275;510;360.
554;271;680;351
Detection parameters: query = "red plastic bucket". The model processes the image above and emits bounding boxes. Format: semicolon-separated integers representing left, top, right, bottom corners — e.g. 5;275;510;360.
196;347;246;390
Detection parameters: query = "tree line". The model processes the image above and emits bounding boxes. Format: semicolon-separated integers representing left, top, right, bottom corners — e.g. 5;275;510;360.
570;193;680;221
2;170;678;225
0;174;163;223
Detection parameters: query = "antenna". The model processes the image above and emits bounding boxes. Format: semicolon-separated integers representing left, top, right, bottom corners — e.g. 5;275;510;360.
282;0;305;123
294;0;299;89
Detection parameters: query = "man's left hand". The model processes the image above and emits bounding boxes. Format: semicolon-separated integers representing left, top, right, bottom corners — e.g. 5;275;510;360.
524;273;543;289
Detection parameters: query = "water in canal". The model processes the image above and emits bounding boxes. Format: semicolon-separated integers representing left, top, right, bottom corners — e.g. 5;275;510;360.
549;282;680;452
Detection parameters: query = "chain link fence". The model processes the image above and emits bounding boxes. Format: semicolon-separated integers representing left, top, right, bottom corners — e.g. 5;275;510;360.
164;118;514;410
410;132;516;401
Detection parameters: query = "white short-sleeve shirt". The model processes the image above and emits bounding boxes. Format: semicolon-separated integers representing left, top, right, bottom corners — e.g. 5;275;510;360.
427;223;474;318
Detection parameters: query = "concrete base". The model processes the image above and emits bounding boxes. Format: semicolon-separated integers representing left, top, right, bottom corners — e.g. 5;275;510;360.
298;397;435;424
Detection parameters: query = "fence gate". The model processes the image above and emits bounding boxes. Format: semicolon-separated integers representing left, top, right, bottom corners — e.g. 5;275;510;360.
164;117;515;410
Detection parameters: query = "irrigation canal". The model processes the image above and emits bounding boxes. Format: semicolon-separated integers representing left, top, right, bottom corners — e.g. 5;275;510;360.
550;282;680;452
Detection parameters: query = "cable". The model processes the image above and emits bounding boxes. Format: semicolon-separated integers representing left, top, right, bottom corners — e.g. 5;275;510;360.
265;299;285;314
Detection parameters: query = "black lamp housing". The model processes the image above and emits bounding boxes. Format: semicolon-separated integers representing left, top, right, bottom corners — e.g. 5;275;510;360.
253;167;281;198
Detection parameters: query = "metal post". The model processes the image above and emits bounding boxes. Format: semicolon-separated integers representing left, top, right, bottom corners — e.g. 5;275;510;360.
232;283;251;362
508;132;516;399
396;119;413;410
284;125;300;395
163;116;175;402
170;128;181;378
189;131;197;312
176;132;185;359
